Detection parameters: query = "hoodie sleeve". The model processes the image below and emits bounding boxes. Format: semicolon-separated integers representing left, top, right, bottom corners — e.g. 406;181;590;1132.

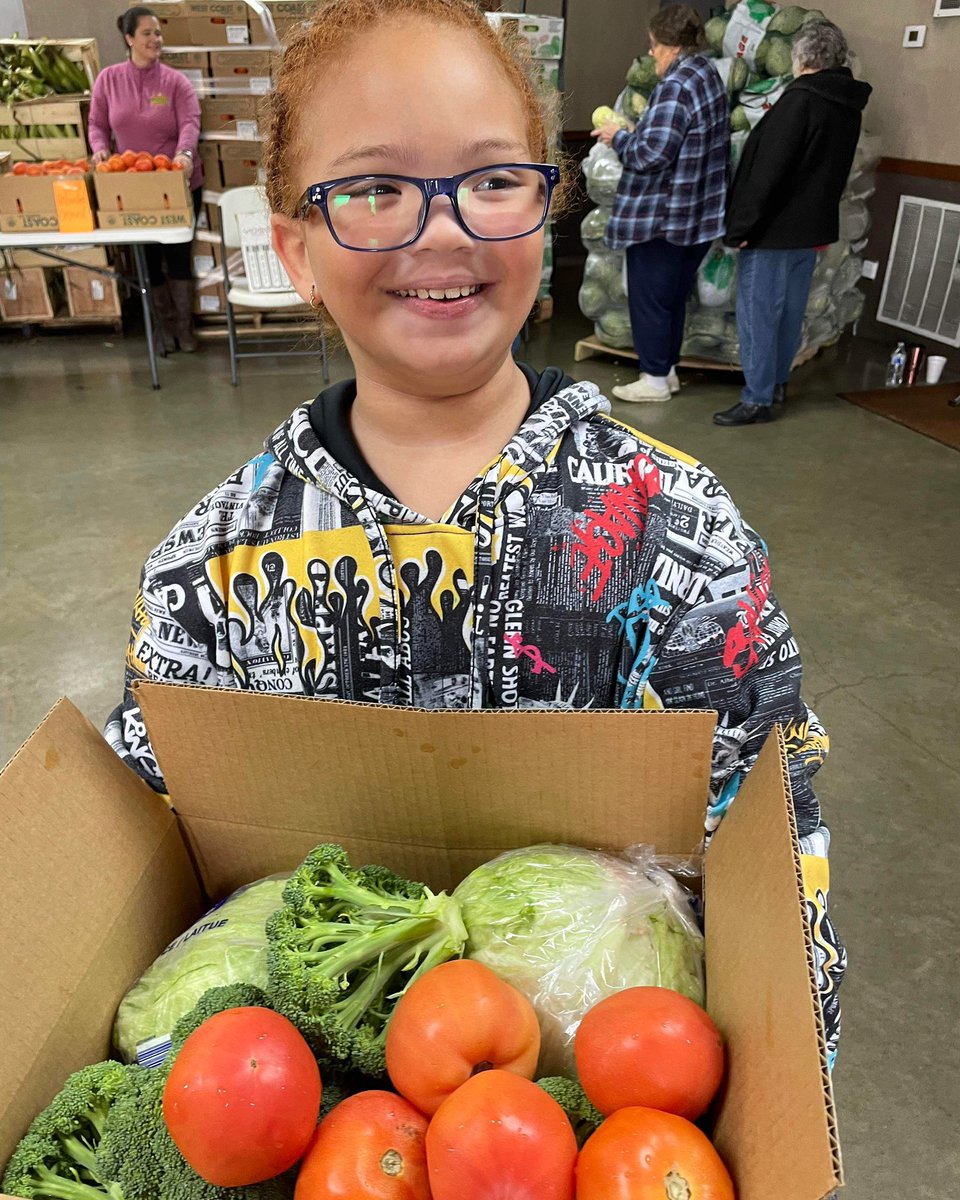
88;68;113;157
724;91;810;246
612;76;693;174
170;68;201;156
639;483;845;1065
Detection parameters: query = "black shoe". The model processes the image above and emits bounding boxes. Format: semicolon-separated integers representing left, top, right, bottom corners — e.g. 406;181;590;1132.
713;402;774;426
773;383;787;408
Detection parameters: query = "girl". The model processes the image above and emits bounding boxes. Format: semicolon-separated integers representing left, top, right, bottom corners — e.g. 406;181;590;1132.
105;0;843;1064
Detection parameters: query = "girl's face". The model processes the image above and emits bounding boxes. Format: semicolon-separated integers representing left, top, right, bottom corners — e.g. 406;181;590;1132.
272;18;545;396
128;16;162;63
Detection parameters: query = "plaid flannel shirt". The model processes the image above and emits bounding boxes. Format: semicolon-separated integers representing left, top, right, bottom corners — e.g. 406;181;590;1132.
605;54;730;249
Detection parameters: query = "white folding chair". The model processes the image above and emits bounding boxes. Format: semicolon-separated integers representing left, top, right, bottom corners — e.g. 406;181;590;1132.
218;185;328;387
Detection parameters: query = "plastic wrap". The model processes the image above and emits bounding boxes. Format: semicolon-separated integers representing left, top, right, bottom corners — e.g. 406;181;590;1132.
455;844;704;1078
698;242;738;309
581;141;622;206
595;308;634;348
839;197;871;243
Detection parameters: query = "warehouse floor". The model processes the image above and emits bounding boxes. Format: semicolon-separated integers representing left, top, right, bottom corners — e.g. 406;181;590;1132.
2;271;958;1196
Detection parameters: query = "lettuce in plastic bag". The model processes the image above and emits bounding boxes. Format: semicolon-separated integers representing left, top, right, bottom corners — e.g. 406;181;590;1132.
113;874;288;1065
454;844;704;1078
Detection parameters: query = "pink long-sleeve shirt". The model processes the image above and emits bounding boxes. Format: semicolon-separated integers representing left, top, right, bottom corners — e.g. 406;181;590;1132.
89;59;203;191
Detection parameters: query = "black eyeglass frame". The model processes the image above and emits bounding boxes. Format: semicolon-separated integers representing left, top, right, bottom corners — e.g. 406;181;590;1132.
295;162;561;252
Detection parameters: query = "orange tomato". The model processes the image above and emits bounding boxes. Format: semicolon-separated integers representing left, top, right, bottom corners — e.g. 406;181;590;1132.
24;164;44;176
385;959;541;1117
575;987;724;1121
169;160;184;170
121;149;137;167
43;161;69;174
108;155;125;172
575;1107;734;1200
72;159;90;171
133;159;155;172
153;154;172;168
95;162;112;173
12;161;29;175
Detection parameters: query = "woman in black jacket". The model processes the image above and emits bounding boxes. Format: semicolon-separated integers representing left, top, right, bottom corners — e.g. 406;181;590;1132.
715;21;871;426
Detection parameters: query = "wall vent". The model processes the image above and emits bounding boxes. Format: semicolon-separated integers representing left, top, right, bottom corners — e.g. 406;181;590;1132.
877;195;960;347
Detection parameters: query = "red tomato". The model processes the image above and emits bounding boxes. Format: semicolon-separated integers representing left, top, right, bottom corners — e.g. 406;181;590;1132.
153;153;172;168
133;159;155;172
12;161;29;175
575;987;724;1120
386;959;541;1115
575;1107;734;1200
426;1070;577;1200
162;1007;321;1186
295;1091;430;1200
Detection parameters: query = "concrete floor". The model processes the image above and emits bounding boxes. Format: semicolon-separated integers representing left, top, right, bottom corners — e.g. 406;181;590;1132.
2;279;959;1197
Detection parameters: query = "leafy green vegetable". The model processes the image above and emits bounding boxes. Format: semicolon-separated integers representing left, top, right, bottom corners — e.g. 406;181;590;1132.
704;15;729;55
535;1078;603;1148
621;87;647;121
265;844;467;1078
767;5;806;35
761;32;794;78
454;845;704;1077
578;280;607;320
591;105;627;131
113;876;289;1065
730;105;751;132
625;54;658;94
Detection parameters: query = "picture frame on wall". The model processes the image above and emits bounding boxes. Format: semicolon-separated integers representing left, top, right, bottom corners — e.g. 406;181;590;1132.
933;0;960;16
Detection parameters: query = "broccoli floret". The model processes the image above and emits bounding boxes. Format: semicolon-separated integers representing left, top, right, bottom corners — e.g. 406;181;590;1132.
2;1062;128;1200
266;844;467;1077
535;1077;604;1148
168;984;273;1057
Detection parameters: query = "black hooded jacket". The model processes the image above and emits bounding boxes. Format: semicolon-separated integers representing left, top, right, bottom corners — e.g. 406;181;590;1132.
724;68;872;249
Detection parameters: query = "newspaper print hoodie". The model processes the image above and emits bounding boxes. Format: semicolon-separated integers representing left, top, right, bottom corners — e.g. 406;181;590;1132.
105;372;844;1062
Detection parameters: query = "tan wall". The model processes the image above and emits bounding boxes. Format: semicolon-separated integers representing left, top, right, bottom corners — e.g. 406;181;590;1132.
22;0;128;67
558;0;659;131
827;0;960;164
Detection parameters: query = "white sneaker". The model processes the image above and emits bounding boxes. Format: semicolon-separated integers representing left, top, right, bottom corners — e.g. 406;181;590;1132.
667;368;680;394
612;374;672;403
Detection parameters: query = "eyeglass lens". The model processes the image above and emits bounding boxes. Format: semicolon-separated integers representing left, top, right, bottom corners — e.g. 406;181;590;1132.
323;167;549;250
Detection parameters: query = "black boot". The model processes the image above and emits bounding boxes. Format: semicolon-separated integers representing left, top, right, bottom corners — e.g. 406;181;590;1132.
151;281;178;354
713;401;775;426
167;278;198;353
773;382;787;408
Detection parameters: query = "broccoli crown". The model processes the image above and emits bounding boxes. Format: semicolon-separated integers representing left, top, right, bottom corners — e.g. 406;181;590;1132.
535;1077;604;1148
266;843;467;1077
168;984;273;1057
2;1061;128;1200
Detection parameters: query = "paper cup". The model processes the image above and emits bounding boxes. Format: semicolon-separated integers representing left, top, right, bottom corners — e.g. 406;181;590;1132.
926;355;947;384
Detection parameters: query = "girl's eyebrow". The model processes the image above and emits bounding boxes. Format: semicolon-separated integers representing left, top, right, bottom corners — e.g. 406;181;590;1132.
325;137;529;172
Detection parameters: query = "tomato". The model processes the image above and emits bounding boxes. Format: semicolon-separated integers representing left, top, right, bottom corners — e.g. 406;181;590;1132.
95;162;112;173
385;959;540;1116
169;159;184;169
24;164;43;176
121;149;137;167
133;159;155;171
72;159;90;170
153;153;172;168
575;987;724;1120
426;1070;577;1200
575;1107;734;1200
108;155;125;172
12;161;29;175
162;1007;321;1186
295;1091;429;1200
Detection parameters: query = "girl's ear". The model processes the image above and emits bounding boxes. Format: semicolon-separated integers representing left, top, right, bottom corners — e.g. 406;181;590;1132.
271;213;314;305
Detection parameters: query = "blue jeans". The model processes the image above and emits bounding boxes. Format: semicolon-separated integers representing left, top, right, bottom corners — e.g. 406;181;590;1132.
626;239;711;376
736;247;817;407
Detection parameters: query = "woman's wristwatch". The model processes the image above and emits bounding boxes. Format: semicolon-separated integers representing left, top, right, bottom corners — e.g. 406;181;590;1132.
177;149;194;160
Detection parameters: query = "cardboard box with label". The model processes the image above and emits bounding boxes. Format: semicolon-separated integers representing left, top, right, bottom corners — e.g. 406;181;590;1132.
219;139;263;187
0;171;95;233
0;265;58;320
209;49;273;93
187;0;250;45
63;266;122;318
152;1;193;45
162;48;210;87
191;233;222;279
248;0;311;44
200;95;261;136
93;170;194;229
0;686;842;1200
198;140;223;189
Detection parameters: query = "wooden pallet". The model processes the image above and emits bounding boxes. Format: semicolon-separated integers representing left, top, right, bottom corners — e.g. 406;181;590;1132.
573;335;822;372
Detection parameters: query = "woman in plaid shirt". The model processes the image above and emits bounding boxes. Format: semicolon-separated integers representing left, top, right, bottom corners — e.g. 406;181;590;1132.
595;5;729;403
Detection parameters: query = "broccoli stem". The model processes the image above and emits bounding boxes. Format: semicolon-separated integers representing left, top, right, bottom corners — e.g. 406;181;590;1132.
28;1168;123;1200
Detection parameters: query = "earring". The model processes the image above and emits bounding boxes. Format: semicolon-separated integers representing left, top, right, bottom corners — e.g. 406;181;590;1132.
309;284;321;310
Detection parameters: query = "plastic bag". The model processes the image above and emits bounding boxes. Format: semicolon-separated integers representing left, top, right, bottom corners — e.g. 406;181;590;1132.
113;874;289;1066
740;74;791;127
698;242;737;308
729;130;750;171
722;0;776;70
837;287;865;328
839;197;871;243
454;844;704;1078
594;308;634;348
582;141;622;206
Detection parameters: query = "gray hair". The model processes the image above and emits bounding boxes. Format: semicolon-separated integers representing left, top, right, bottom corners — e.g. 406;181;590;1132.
791;19;849;73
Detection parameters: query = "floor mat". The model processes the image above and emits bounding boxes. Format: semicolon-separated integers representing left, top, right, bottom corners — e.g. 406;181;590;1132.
839;382;960;451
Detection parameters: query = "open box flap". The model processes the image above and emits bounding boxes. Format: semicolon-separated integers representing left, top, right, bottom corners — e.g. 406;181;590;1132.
705;730;842;1200
0;700;204;1164
135;681;718;896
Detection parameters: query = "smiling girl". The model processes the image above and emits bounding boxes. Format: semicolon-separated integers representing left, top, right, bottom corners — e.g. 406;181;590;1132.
106;0;844;1065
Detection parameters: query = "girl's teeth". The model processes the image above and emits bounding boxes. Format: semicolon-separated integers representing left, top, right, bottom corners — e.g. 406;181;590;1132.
398;285;480;300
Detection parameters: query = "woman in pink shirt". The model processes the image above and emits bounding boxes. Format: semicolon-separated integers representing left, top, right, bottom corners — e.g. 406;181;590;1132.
89;6;203;351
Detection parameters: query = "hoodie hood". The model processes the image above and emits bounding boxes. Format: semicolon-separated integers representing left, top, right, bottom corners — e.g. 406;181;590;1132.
789;67;871;113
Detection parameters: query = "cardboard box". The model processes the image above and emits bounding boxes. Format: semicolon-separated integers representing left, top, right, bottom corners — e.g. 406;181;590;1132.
151;1;193;45
0;265;55;320
200;96;261;136
0;687;842;1200
194;279;227;312
209;49;273;93
219;139;263;187
63;266;122;318
248;0;311;44
162;48;210;87
191;234;222;279
7;244;108;269
0;96;89;163
93;170;194;229
486;12;565;59
187;0;250;45
198;140;223;189
0;171;94;233
199;195;222;234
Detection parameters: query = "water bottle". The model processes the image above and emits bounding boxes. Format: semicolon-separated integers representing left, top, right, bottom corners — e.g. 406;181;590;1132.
885;342;906;387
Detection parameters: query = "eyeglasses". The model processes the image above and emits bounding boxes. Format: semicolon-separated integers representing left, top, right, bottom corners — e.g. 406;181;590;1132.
296;162;560;252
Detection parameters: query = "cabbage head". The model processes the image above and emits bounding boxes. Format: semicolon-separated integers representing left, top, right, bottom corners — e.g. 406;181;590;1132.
113;874;288;1064
768;4;806;35
626;54;658;94
454;844;704;1078
730;105;751;133
761;32;794;79
595;309;634;348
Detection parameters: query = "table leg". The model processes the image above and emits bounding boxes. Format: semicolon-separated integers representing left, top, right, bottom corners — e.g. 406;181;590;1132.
133;242;161;390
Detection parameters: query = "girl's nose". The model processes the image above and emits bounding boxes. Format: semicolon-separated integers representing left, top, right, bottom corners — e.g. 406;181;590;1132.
415;194;474;251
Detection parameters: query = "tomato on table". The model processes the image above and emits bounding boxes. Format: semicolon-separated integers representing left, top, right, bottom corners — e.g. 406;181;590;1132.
575;987;724;1120
295;1091;430;1200
426;1070;577;1200
385;958;540;1115
162;1007;321;1186
576;1107;734;1200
